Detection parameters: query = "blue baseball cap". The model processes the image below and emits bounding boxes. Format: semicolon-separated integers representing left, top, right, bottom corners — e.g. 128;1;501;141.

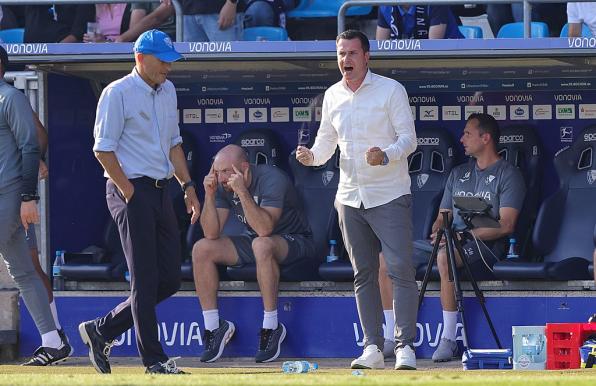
133;29;182;62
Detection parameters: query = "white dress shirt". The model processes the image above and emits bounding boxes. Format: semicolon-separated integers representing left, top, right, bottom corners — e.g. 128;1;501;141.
93;68;182;180
310;70;416;209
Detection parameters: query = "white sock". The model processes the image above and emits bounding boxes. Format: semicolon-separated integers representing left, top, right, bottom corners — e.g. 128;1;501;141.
41;330;62;349
383;310;395;341
262;310;278;330
441;310;458;342
203;309;220;331
49;301;61;330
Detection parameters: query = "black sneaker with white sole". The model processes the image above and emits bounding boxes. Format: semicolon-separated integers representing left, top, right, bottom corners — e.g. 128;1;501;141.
57;329;74;356
21;340;73;366
78;319;114;374
200;319;235;363
255;323;286;363
145;357;188;374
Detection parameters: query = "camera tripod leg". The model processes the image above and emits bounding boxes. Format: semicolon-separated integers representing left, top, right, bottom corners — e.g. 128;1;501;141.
453;238;502;349
418;228;444;309
445;225;471;349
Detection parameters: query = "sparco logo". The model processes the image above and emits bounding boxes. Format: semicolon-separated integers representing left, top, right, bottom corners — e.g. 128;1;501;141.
499;135;524;143
417;137;439;146
241;138;265;147
584;133;596;142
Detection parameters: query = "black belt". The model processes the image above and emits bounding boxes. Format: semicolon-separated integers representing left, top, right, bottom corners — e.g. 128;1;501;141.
133;176;170;189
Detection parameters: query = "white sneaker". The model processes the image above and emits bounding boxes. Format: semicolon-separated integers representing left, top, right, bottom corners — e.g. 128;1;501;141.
395;345;416;370
351;344;385;369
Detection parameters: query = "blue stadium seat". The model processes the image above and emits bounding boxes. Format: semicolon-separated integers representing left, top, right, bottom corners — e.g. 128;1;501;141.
493;125;596;280
0;28;24;43
320;127;458;282
60;220;125;281
243;26;288;41
560;23;593;37
288;0;372;18
496;22;550;38
496;125;543;259
458;25;483;39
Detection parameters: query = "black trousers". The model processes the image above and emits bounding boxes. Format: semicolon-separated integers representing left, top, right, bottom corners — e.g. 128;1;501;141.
97;177;181;367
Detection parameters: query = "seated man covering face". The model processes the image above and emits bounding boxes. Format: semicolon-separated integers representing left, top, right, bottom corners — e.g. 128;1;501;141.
192;144;314;363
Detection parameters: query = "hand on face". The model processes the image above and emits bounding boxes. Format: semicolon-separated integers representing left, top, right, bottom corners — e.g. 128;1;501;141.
204;164;217;197
227;164;248;194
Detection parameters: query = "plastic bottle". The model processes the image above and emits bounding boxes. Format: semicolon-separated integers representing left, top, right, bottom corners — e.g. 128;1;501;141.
52;250;65;291
506;238;519;260
281;360;318;373
124;271;130;282
326;240;338;263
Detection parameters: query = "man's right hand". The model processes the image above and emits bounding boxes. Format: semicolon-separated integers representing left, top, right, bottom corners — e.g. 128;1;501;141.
296;146;314;166
204;164;218;197
20;201;39;231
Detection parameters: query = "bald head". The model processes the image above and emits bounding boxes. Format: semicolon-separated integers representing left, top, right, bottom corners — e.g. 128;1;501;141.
213;144;250;191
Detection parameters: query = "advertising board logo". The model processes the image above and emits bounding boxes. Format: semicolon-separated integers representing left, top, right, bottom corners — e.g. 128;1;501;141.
293;107;312;122
420;106;438;121
441;106;461;121
271;107;289;122
226;108;245;123
555;104;575;119
509;105;529;120
241;138;266;147
585;133;596;142
464;105;484;119
249;108;267;123
500;135;524;144
315;106;322;122
209;132;232;143
560;127;573;143
182;109;201;124
487;105;506;120
532;105;552;120
205;109;223;123
417;137;440;146
579;104;596;119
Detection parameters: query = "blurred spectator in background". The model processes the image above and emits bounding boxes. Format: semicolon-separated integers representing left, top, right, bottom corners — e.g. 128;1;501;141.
376;5;464;39
83;4;131;43
24;4;94;43
182;0;244;42
566;2;596;37
243;0;296;29
116;0;175;42
486;3;566;37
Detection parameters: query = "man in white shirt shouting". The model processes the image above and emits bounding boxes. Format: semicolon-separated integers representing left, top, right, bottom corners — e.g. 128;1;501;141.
296;29;418;371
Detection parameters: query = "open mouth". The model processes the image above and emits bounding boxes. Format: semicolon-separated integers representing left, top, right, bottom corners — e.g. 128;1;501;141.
344;66;354;74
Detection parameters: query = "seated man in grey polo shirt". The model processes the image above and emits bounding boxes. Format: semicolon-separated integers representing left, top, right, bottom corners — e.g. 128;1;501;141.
192;144;314;364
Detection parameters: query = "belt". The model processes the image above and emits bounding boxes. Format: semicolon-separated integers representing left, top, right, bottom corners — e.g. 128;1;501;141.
133;176;170;189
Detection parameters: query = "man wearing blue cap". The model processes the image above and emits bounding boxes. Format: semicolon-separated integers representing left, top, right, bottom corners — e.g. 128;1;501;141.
79;29;200;375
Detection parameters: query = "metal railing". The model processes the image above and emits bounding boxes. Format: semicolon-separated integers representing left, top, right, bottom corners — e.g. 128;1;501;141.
0;0;184;42
338;0;595;38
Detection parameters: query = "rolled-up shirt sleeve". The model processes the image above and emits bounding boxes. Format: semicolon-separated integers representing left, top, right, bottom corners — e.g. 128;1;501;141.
383;83;417;162
93;86;124;152
310;92;338;166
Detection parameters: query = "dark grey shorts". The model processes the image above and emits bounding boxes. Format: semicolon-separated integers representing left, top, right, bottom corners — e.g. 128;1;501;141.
229;234;315;266
459;235;507;267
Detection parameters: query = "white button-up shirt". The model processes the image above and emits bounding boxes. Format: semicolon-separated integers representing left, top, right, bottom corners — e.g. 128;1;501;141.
310;70;416;209
93;68;182;180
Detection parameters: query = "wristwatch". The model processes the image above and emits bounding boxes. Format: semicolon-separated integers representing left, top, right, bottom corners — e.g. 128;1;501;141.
381;152;389;166
21;193;40;202
182;180;196;193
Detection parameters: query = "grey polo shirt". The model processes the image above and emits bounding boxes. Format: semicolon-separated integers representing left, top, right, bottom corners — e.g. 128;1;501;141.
93;68;182;180
0;80;40;195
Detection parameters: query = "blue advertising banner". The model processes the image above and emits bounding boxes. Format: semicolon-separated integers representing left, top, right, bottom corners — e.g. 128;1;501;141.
19;294;595;359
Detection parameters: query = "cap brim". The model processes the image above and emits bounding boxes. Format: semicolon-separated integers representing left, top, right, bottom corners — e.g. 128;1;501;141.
154;50;183;63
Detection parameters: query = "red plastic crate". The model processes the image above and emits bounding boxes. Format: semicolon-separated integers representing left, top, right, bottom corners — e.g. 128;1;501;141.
546;323;596;370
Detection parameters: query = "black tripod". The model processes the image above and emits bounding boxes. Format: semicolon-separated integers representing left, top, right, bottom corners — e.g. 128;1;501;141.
418;208;502;350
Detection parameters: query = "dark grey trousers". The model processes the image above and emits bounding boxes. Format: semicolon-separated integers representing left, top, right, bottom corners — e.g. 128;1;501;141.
336;195;418;350
0;186;54;335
